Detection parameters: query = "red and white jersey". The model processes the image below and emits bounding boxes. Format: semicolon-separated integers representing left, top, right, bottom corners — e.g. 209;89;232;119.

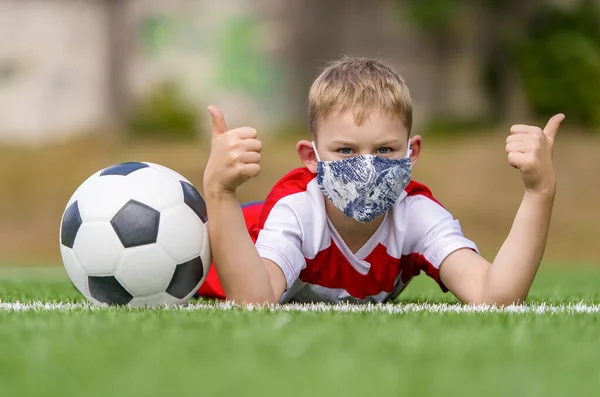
253;168;478;303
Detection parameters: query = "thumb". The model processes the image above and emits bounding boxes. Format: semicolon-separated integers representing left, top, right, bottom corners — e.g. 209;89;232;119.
207;105;228;136
543;113;565;141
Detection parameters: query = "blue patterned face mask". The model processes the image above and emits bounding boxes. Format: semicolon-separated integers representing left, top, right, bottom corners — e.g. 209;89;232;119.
313;142;412;223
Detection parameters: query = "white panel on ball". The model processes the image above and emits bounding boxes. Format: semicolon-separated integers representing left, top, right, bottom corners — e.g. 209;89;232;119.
124;167;184;211
157;203;204;264
129;292;182;308
60;245;90;297
73;175;132;221
145;162;191;184
73;222;125;275
115;245;175;297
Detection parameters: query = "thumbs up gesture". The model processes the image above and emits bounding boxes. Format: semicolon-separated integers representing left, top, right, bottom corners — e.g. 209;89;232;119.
505;114;565;196
203;106;262;196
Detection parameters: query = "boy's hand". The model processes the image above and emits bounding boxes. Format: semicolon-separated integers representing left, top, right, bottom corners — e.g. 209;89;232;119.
505;113;565;197
203;106;262;196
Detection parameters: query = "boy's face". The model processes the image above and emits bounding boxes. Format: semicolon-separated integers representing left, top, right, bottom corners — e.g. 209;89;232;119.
297;110;421;173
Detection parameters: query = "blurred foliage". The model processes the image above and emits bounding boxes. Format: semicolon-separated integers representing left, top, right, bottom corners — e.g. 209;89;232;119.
513;2;600;130
400;0;600;132
128;81;199;141
404;0;463;34
216;16;281;98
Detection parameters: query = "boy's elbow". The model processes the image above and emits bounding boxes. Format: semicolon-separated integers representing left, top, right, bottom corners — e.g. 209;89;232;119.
463;274;530;307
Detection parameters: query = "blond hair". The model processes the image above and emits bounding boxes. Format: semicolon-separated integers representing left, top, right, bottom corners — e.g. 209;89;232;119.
308;57;412;135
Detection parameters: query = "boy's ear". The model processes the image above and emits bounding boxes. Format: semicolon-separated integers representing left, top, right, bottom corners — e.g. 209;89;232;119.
296;140;318;174
409;135;422;166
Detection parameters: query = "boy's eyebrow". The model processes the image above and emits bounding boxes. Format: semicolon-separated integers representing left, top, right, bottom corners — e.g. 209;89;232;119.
329;139;357;146
373;139;403;147
328;139;405;147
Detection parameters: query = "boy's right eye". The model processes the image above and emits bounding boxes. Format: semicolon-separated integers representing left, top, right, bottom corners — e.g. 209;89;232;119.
338;148;353;155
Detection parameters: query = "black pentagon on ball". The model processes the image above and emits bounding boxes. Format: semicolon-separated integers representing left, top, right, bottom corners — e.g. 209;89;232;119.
110;199;160;248
61;201;83;248
181;181;207;223
100;162;149;176
166;256;204;299
88;275;133;305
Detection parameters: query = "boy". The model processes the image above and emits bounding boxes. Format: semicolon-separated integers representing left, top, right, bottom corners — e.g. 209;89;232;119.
199;57;564;305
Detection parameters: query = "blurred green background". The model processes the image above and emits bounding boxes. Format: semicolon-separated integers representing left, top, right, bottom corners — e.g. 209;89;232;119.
0;0;598;267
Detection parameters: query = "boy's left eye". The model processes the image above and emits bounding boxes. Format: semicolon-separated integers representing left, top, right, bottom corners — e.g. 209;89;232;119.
377;147;391;154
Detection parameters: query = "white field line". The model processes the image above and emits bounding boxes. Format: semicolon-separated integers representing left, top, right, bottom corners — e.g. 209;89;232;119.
0;301;599;314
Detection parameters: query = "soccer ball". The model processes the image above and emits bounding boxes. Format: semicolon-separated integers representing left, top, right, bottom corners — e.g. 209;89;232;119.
59;161;211;307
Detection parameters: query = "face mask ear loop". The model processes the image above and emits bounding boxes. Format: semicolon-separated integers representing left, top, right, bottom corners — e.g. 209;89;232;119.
311;141;322;162
406;141;412;159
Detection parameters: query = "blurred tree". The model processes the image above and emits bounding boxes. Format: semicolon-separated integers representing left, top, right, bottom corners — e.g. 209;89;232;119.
105;0;132;130
478;0;539;123
285;0;347;128
402;0;541;124
401;0;600;130
514;0;600;130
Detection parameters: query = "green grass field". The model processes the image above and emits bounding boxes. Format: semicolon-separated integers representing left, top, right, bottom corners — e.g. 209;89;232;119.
0;266;599;397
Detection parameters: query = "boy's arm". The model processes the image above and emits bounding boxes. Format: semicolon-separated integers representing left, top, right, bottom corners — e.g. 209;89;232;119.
439;114;564;306
205;192;287;304
203;106;287;304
